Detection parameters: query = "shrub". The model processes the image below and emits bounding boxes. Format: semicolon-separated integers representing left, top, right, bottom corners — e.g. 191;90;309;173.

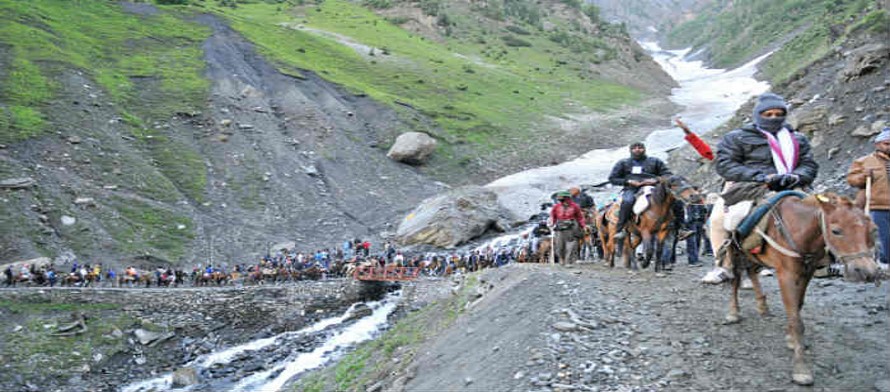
419;0;441;16
363;0;392;9
850;9;890;34
560;0;582;9
582;4;600;22
502;35;532;47
505;25;531;35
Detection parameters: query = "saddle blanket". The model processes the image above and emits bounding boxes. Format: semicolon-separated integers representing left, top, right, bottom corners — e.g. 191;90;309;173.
632;186;655;215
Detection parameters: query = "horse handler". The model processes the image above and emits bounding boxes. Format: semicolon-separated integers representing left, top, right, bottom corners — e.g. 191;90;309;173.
549;191;586;265
847;127;890;268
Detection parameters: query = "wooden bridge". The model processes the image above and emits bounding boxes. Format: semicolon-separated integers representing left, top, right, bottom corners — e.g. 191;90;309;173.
352;265;421;282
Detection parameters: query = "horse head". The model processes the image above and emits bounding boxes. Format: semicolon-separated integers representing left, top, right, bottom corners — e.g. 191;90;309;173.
665;175;700;204
814;193;882;283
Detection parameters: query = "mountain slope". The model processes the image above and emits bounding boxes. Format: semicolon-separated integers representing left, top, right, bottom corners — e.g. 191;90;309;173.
0;0;677;267
666;0;888;83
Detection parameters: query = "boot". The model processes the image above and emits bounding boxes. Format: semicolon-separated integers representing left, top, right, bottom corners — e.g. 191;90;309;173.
613;202;631;240
613;225;626;240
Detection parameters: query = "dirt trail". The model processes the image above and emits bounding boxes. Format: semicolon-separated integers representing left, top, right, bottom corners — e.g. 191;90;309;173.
401;261;889;391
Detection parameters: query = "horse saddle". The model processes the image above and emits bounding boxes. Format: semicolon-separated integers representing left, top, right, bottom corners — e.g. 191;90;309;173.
728;191;808;252
632;186;655;215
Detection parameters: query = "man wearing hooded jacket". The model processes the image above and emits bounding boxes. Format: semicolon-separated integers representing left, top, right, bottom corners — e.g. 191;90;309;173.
702;93;819;284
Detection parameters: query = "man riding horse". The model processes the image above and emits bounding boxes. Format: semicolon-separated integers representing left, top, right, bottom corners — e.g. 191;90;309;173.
702;93;819;284
609;142;689;242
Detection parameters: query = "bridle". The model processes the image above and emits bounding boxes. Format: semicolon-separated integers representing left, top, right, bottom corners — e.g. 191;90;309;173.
817;210;874;264
763;203;875;264
668;178;698;204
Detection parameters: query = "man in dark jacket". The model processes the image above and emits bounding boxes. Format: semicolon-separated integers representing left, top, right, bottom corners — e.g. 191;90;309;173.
702;92;819;283
685;193;709;265
570;186;595;210
608;142;679;240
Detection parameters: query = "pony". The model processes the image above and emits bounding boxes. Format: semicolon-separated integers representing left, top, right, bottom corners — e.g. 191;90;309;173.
529;237;552;264
723;193;882;385
194;271;229;286
597;202;624;268
578;209;600;261
118;273;151;288
622;175;699;271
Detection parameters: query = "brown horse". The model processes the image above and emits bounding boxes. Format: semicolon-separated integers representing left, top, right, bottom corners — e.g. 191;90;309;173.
623;175;699;271
597;202;623;268
578;209;599;261
724;193;881;385
533;237;552;264
118;273;152;288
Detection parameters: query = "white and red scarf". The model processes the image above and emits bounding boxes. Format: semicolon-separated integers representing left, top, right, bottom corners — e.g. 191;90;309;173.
759;126;799;175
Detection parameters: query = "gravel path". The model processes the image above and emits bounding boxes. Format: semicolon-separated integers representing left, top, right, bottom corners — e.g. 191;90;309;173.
402;261;889;391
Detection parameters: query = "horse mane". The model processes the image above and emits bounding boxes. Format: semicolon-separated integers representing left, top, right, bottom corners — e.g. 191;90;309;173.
650;177;672;206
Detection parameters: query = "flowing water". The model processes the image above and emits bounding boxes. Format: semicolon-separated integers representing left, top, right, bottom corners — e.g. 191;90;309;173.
122;291;401;392
486;42;771;219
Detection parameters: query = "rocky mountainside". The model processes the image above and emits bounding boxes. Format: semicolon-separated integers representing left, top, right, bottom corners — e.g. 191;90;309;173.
587;0;714;40
0;0;678;268
668;6;890;196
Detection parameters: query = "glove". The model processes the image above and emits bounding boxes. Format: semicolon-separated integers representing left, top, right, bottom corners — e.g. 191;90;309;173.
766;175;784;191
779;174;800;189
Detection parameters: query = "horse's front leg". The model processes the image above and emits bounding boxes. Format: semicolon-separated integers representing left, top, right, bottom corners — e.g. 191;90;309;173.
777;270;813;385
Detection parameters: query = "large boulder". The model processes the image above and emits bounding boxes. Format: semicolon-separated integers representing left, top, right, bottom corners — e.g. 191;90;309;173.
788;105;828;135
395;186;512;248
839;43;889;82
387;132;437;165
172;367;199;388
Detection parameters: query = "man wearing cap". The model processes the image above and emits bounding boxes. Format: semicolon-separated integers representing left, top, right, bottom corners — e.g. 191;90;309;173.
549;191;586;265
847;127;890;268
608;142;678;241
702;92;819;283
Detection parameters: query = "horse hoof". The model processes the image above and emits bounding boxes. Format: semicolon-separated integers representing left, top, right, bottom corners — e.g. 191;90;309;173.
723;314;741;324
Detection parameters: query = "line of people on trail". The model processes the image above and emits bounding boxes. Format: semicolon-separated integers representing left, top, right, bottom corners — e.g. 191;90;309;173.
572;92;886;280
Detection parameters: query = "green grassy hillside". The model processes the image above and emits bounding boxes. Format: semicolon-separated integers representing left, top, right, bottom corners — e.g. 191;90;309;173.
217;0;638;149
0;0;658;265
666;0;887;83
1;0;643;155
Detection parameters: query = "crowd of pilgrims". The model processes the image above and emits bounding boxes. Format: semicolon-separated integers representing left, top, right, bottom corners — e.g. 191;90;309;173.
2;236;527;288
